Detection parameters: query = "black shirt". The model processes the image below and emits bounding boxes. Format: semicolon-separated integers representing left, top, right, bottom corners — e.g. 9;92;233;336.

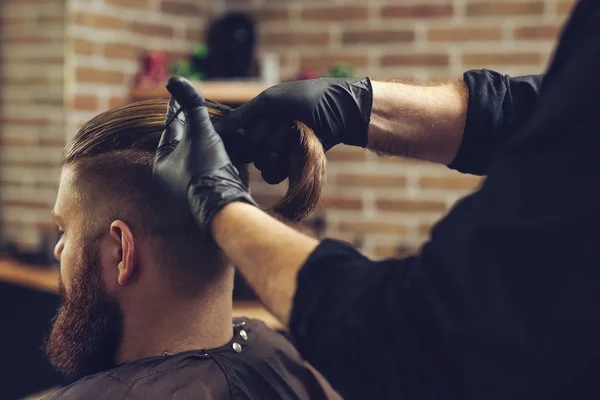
290;1;600;399
44;318;341;400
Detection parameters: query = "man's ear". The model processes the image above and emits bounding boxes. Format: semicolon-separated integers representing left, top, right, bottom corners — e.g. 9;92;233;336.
110;220;136;286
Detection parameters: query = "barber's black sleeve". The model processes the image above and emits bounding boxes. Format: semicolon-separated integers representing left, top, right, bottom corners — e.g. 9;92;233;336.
290;1;600;399
448;71;544;175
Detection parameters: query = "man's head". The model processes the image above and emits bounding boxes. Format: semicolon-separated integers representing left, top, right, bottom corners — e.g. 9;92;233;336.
45;99;248;377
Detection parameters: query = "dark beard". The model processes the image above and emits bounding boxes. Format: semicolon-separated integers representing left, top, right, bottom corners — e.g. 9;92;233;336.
44;242;123;378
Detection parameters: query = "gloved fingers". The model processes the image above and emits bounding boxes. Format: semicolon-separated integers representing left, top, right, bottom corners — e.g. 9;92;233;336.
260;152;288;185
254;121;293;184
165;96;184;123
165;76;211;131
263;121;295;162
157;97;185;161
221;128;254;164
249;118;276;170
212;91;270;133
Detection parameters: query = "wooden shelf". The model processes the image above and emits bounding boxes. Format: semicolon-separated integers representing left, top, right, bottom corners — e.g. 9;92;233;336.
0;259;58;294
130;81;270;103
0;258;282;330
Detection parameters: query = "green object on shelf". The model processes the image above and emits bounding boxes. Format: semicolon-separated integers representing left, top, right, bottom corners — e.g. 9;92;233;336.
194;44;209;60
192;71;205;81
328;63;353;78
172;60;192;76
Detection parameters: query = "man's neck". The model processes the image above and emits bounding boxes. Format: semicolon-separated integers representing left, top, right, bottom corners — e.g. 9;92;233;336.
116;282;234;364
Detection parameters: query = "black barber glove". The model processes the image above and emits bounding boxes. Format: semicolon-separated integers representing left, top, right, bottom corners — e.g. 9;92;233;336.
213;77;373;185
153;76;258;235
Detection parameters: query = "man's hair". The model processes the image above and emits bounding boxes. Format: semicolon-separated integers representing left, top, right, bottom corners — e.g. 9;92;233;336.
62;99;248;292
62;98;326;292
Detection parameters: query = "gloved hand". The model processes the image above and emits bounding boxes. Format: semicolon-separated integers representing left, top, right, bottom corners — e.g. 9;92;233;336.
153;76;258;236
213;77;373;184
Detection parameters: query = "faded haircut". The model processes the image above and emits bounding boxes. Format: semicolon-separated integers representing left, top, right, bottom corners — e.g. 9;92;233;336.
61;99;249;292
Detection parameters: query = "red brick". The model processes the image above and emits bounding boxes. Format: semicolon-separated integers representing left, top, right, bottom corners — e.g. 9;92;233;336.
74;38;95;55
427;27;503;42
261;31;331;47
3;160;58;168
104;42;141;61
131;22;174;38
326;147;366;162
276;53;292;68
1;199;52;209
0;180;57;190
264;0;321;2
251;8;291;22
33;97;63;107
515;25;562;41
185;28;204;42
76;67;126;84
0;137;35;147
419;224;434;236
168;52;191;65
381;4;453;19
462;52;542;66
0;117;48;126
73;94;98;111
466;2;544;17
39;138;65;147
381;53;449;67
74;12;128;31
1;76;55;86
161;1;206;16
37;15;65;25
419;175;482;190
106;0;149;8
300;53;369;70
333;173;407;188
109;96;126;109
339;221;409;235
556;0;576;15
224;0;252;7
342;29;415;45
318;197;363;210
0;16;29;26
301;6;369;21
4;36;54;45
3;55;64;66
376;198;447;213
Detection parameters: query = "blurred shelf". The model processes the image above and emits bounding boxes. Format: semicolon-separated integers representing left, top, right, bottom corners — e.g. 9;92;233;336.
0;259;58;294
0;258;283;330
130;81;270;103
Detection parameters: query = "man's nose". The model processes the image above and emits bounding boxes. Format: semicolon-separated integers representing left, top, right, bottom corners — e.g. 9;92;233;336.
54;240;63;262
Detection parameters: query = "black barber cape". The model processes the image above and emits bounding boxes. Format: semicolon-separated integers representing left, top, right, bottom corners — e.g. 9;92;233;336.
44;318;341;399
290;1;600;399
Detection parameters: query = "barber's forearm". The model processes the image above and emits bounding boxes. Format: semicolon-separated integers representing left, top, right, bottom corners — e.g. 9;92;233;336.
367;80;469;165
211;202;319;327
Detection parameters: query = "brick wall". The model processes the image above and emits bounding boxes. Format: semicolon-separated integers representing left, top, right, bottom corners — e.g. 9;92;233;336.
1;0;578;258
226;0;577;258
0;0;67;250
67;0;213;134
0;0;213;252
